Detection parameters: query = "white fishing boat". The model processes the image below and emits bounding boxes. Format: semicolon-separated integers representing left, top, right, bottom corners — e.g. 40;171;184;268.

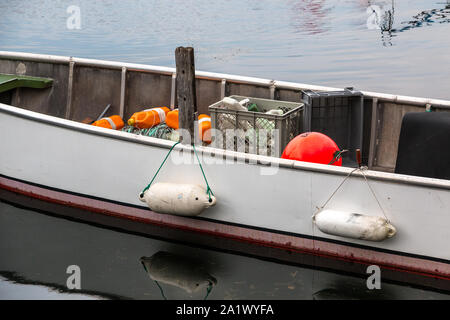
0;51;449;288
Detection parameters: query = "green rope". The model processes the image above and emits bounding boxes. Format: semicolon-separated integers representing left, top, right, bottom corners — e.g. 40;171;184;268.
122;124;174;139
147;127;157;136
154;280;167;300
140;141;180;197
140;142;214;201
193;144;214;201
204;282;213;300
328;149;348;165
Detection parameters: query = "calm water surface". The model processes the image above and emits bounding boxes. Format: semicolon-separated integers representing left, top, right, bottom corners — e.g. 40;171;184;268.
0;0;449;99
1;0;450;299
1;201;449;300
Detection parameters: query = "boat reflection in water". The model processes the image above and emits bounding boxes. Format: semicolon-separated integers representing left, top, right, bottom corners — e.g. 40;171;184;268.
141;252;217;300
1;198;450;300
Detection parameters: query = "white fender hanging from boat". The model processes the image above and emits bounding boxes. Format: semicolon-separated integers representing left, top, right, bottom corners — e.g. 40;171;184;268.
140;182;216;216
313;209;397;242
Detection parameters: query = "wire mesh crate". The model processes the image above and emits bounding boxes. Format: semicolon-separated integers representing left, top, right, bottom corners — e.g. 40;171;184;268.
209;95;304;157
301;88;364;162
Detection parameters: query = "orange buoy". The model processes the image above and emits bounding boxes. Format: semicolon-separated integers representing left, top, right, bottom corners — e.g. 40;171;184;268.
281;132;342;166
198;114;211;144
91;115;124;130
166;109;179;129
127;107;170;129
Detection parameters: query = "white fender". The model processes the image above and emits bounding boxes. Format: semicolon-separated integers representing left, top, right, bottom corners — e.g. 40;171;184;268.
313;209;396;241
140;182;216;216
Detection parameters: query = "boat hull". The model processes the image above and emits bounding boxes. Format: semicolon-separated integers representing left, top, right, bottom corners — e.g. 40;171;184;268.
1;103;450;284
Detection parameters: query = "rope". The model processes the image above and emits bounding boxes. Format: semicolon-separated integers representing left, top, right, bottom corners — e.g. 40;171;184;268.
328;149;348;165
359;168;389;221
315;167;359;214
154;280;167;300
140;142;214;201
313;166;389;222
140;141;180;197
122;124;175;139
193;144;214;202
204;282;213;300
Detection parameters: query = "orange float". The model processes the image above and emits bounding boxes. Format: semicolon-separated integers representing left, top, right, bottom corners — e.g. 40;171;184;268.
127;107;170;129
198;114;211;144
91;115;124;130
166;109;179;129
281;132;342;166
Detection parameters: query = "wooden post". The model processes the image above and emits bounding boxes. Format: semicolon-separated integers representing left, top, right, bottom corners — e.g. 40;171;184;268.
175;46;197;144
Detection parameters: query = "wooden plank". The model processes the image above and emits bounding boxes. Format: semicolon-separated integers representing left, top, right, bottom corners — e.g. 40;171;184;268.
175;46;197;144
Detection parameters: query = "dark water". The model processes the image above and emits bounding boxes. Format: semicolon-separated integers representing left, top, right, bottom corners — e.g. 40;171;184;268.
0;0;450;99
1;200;449;300
1;0;450;300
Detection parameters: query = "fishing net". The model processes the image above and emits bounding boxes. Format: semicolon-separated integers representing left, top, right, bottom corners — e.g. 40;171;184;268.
122;123;208;146
122;123;179;142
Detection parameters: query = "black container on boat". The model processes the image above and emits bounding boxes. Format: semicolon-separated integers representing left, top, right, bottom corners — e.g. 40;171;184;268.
301;88;364;162
395;111;450;180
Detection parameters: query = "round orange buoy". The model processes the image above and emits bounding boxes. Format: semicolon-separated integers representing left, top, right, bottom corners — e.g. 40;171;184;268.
281;132;342;166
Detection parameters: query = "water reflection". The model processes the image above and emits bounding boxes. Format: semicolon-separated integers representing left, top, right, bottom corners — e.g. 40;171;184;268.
289;0;332;35
1;199;450;299
141;252;217;300
312;278;397;300
0;271;115;300
367;0;450;46
393;3;450;32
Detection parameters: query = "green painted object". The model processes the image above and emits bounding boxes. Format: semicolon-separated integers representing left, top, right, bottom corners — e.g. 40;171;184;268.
247;103;259;112
0;73;53;94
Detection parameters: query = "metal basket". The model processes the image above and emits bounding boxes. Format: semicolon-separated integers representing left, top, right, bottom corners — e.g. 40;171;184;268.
209;95;304;157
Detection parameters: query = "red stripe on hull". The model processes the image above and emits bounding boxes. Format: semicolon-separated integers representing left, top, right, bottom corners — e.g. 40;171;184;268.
1;176;449;281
